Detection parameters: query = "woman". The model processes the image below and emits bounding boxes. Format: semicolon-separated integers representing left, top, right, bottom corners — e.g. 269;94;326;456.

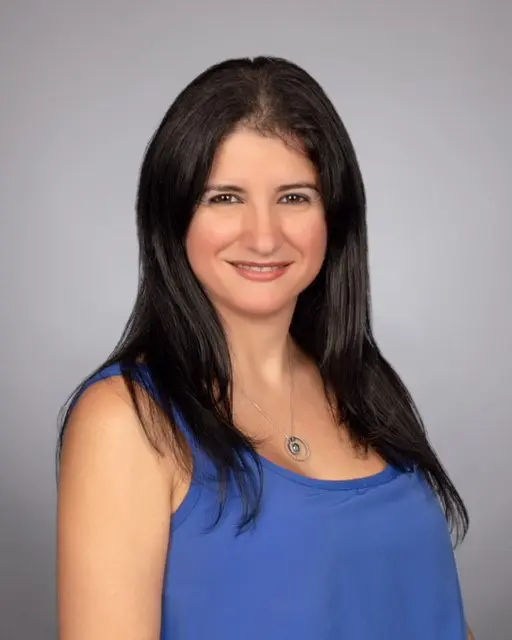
57;56;474;639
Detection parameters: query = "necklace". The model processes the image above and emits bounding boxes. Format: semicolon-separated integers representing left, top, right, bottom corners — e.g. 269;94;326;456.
239;351;311;462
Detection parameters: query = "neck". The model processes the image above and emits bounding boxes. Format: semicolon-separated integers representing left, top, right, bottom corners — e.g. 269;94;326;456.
219;307;296;391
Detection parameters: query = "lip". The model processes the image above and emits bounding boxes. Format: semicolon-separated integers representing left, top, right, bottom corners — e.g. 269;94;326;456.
228;261;292;267
227;261;292;282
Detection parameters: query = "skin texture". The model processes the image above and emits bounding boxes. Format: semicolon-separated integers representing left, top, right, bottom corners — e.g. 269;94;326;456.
57;378;175;640
186;128;327;323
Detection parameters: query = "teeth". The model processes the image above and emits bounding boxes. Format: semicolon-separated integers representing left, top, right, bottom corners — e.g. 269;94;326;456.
234;264;284;272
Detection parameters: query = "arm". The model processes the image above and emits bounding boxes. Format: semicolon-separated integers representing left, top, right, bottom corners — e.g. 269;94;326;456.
57;378;174;640
468;627;475;640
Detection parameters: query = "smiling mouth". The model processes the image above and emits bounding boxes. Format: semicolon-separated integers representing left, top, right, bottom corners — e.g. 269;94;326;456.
228;261;292;272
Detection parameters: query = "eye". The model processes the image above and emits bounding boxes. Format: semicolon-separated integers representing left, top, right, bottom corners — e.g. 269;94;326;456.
204;193;242;205
279;193;311;205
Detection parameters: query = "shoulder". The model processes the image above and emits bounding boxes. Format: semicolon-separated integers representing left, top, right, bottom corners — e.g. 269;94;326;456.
57;374;175;638
60;372;176;493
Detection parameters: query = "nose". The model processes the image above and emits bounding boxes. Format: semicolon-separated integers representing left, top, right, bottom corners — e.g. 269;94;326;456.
242;203;283;255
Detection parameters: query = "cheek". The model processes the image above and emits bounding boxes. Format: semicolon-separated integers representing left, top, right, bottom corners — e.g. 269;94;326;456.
289;215;327;263
186;215;236;269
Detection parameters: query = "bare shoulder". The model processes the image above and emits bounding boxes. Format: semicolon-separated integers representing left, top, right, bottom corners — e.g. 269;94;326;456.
59;375;177;507
60;374;174;476
57;376;175;639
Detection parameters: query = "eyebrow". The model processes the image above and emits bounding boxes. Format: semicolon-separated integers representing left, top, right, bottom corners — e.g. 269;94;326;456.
203;182;320;194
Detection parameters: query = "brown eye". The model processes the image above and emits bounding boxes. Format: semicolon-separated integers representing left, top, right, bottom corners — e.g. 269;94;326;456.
208;193;241;205
280;193;310;205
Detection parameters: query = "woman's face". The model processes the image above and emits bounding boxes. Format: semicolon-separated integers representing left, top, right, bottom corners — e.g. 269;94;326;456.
186;128;327;320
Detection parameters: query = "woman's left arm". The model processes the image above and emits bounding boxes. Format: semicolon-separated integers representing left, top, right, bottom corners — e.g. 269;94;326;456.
468;626;475;639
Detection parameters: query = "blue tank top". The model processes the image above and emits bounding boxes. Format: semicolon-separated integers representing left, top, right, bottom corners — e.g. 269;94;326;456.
83;364;467;639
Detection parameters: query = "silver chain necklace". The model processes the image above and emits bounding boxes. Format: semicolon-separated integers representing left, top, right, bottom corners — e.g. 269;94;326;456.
239;352;311;462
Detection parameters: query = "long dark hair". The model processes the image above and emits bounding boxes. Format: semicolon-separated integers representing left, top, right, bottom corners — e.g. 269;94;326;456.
58;56;469;542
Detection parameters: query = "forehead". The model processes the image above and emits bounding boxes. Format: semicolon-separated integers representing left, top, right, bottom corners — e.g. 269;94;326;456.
209;128;317;182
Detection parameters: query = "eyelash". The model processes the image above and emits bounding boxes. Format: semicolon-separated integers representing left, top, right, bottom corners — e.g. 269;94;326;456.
204;193;313;206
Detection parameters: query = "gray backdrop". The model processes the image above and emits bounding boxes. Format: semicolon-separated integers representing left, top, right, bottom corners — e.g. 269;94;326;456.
1;1;510;638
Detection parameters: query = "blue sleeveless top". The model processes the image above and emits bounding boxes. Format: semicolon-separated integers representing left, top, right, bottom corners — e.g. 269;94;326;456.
83;364;467;639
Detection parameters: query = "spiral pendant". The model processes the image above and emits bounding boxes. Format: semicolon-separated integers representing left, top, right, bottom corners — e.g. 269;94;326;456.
285;436;310;462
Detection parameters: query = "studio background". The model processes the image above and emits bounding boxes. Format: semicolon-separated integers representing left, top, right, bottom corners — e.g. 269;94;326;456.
1;1;510;638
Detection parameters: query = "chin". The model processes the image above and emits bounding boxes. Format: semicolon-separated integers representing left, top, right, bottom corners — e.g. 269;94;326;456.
217;294;297;320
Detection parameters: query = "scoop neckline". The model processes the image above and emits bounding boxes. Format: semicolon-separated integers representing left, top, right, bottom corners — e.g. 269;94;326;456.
100;363;401;491
257;453;400;490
